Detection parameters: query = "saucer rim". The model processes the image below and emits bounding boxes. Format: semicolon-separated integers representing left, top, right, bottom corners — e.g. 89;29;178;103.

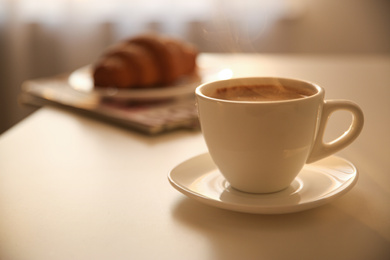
168;153;358;214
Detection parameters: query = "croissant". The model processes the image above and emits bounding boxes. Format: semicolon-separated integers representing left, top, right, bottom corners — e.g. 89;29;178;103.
93;34;198;88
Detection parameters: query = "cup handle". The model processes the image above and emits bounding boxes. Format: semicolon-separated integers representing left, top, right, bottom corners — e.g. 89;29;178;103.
306;100;364;163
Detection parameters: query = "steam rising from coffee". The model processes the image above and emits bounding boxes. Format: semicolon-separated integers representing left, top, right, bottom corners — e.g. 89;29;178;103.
201;0;285;53
198;2;307;94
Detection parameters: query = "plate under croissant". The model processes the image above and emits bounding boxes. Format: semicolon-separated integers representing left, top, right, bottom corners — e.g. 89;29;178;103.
68;65;202;100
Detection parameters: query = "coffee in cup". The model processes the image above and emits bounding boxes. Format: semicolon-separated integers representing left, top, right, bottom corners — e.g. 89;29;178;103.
195;77;364;193
209;84;315;101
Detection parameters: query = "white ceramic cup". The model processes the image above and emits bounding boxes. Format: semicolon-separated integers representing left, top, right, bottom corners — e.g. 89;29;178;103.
195;77;364;193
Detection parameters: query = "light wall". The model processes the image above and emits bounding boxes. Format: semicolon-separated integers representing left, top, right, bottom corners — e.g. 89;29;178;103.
0;0;389;134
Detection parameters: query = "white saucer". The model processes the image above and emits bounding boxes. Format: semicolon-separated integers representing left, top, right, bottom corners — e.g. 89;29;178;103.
168;153;358;214
68;65;201;100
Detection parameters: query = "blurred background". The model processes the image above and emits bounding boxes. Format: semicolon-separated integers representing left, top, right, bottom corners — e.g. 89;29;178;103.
1;0;389;134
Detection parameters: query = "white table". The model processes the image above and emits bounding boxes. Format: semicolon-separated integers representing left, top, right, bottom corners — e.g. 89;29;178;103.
1;54;389;260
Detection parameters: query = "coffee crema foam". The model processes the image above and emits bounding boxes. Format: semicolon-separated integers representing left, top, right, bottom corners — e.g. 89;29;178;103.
210;84;315;101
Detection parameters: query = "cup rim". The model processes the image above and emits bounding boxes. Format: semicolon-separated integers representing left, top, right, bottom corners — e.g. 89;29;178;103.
195;77;324;104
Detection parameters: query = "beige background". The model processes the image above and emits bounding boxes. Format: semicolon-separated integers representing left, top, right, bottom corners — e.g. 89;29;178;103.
1;0;389;134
